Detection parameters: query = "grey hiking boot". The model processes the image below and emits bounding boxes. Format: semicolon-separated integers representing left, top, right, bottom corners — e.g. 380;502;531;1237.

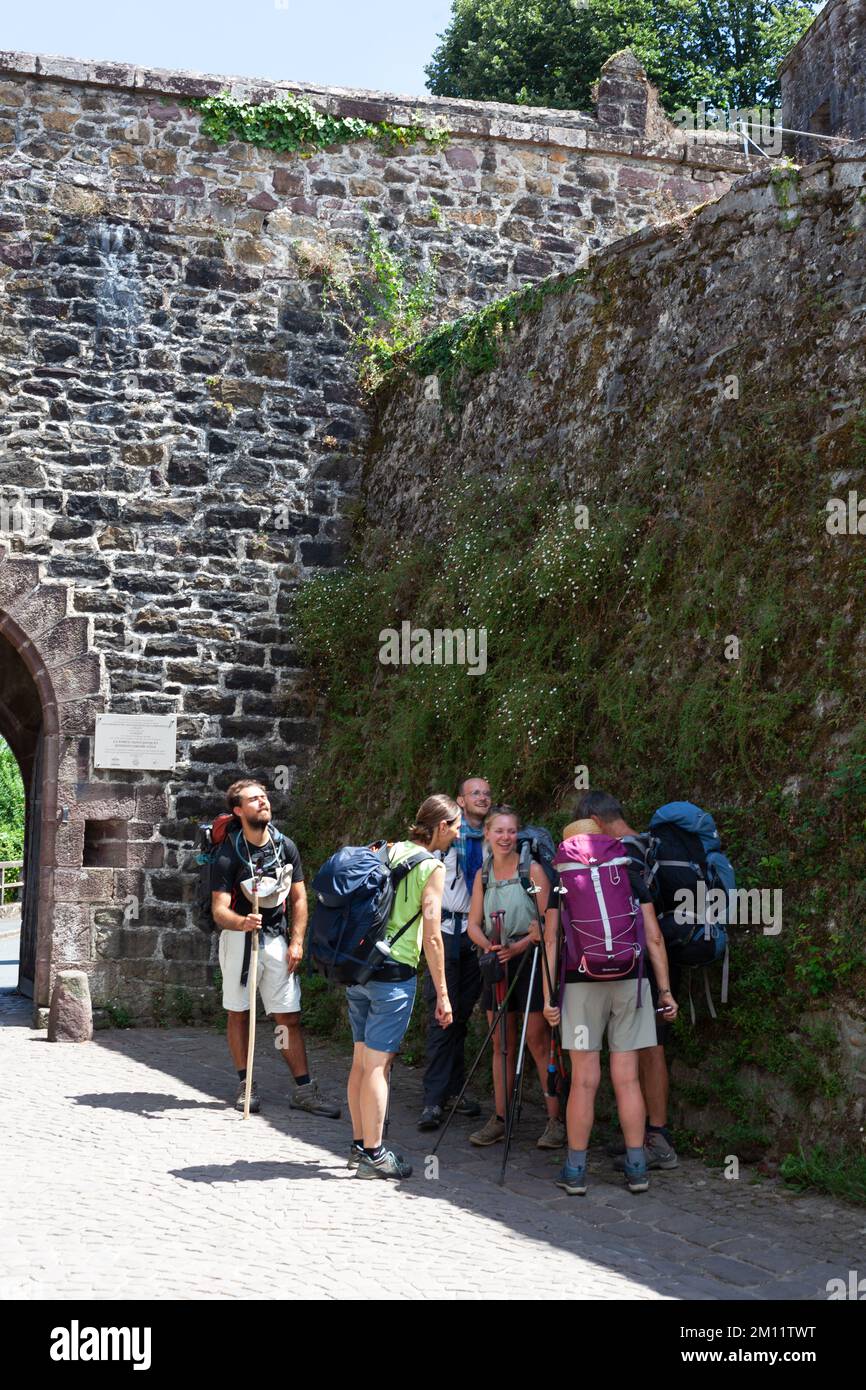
469;1114;505;1146
347;1142;365;1169
356;1149;413;1180
289;1081;341;1119
418;1105;443;1131
234;1080;260;1114
614;1129;679;1172
645;1127;679;1170
537;1117;567;1149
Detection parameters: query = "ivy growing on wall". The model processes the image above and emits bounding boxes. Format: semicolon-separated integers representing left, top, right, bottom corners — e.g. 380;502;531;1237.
374;267;590;406
184;91;450;157
297;221;440;392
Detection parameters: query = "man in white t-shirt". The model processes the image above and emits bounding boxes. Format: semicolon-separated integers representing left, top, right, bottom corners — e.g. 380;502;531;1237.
417;775;492;1130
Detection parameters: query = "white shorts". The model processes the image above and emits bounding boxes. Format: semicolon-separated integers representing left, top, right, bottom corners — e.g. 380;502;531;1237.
218;930;302;1015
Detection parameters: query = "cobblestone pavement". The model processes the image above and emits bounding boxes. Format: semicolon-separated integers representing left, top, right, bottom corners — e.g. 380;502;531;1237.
2;988;863;1301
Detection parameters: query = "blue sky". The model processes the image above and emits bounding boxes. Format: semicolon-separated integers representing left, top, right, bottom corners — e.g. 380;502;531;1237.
3;0;456;96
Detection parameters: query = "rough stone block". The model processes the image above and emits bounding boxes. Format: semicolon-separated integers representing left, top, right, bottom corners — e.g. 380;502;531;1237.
47;969;93;1042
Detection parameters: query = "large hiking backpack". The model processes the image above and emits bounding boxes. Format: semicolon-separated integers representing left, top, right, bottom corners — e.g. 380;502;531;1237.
310;842;435;985
554;832;646;1002
196;814;240;931
481;824;559;895
641;802;735;1017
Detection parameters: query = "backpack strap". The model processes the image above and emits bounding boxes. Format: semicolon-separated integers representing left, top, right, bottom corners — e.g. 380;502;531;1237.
235;829;291;986
517;838;533;891
480;848;492;890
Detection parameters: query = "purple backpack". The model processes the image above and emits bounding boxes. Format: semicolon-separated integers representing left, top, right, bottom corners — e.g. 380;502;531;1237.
554;834;646;1003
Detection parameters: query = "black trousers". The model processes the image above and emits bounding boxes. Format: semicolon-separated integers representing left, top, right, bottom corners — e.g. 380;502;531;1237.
422;933;482;1108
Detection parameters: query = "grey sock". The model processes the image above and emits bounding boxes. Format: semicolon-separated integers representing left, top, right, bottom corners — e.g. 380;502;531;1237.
568;1148;586;1169
627;1146;645;1166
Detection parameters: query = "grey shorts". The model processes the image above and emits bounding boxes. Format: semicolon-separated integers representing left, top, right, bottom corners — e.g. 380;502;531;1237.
560;979;657;1053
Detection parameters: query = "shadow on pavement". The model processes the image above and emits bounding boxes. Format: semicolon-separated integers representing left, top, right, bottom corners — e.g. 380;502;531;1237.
72;1090;227;1116
171;1159;338;1184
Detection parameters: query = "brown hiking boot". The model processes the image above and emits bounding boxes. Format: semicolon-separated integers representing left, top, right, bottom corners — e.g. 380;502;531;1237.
537;1117;566;1149
469;1114;505;1146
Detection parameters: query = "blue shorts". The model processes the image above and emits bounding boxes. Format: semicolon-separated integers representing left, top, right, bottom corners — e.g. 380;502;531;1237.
347;977;417;1054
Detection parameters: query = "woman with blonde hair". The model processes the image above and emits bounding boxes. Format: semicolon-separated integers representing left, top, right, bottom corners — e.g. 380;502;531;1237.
466;805;565;1150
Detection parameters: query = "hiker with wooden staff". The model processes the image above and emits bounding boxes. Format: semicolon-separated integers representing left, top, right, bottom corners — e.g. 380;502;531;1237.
209;779;341;1120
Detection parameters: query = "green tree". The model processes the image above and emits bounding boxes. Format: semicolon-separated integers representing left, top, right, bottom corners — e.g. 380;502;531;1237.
426;0;820;115
0;737;25;865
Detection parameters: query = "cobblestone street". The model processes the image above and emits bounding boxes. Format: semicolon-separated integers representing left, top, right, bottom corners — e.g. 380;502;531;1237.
2;989;864;1301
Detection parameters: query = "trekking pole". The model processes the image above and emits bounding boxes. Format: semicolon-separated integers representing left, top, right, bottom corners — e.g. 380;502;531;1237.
498;940;541;1185
550;888;570;1105
383;1056;394;1141
432;947;531;1155
530;882;569;1107
242;868;264;1120
490;909;512;1159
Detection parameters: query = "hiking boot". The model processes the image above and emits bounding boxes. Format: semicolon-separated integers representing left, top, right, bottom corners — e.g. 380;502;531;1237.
234;1080;260;1114
445;1093;481;1118
349;1142;405;1170
537;1117;567;1150
624;1159;650;1194
418;1105;443;1131
289;1081;341;1119
614;1130;679;1173
356;1149;413;1181
555;1161;588;1196
645;1127;679;1170
469;1114;505;1146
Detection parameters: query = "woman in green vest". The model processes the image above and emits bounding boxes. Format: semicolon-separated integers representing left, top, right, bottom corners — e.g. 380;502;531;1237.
466;806;565;1150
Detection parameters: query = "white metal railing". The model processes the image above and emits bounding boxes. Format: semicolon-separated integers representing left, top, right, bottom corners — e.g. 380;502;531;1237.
0;859;23;905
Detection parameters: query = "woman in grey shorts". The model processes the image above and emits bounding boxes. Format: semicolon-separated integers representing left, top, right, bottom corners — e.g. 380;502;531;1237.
466;806;565;1151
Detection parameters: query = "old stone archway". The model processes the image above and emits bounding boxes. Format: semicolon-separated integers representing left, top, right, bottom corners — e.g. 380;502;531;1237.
0;551;95;1013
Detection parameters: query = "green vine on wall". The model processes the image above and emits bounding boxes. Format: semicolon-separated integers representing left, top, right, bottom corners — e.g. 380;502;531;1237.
184;91;450;157
297;221;440;392
374;267;589;406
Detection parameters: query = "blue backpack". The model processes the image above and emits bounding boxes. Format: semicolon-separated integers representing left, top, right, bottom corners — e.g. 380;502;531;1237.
310;841;435;985
640;802;735;1016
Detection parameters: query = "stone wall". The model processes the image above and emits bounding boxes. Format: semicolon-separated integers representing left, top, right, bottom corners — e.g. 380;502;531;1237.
365;148;866;529
357;146;866;1150
780;0;866;162
0;49;759;1016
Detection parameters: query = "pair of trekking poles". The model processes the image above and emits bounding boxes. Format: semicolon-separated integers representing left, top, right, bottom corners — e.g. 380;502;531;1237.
433;884;568;1185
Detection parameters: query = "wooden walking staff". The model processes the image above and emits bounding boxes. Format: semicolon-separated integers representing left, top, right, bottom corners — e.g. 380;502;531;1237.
243;866;264;1120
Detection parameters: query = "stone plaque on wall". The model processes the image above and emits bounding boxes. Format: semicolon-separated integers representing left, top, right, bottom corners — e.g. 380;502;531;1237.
94;714;177;770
